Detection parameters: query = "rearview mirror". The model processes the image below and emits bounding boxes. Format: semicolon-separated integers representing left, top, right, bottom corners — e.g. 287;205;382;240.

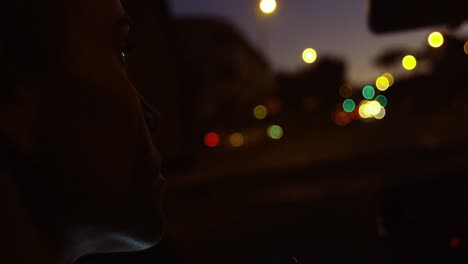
368;0;468;34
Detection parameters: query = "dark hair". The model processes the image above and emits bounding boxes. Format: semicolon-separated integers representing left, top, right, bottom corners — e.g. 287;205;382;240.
1;1;65;96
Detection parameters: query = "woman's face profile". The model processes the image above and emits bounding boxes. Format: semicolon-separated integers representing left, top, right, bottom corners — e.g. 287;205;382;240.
8;0;165;261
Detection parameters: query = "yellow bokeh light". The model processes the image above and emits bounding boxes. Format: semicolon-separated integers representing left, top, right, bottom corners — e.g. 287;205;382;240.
359;100;382;119
359;101;371;119
253;105;268;120
302;48;317;64
229;133;244;147
376;76;390;91
428;32;444;48
402;55;417;71
259;0;277;14
368;101;381;116
374;106;386;120
464;42;468;55
382;73;394;86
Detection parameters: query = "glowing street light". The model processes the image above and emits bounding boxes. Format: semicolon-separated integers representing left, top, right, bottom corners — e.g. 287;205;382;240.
342;99;356;113
253;105;268;120
362;85;376;100
302;48;317;64
267;125;283;140
428;32;444;48
382;73;394;86
464;41;468;55
402;55;417;71
376;76;390;91
259;0;277;14
229;133;245;147
204;132;220;148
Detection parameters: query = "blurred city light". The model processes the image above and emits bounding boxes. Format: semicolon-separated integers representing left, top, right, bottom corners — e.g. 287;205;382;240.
259;0;277;14
464;42;468;55
267;125;283;140
368;101;382;116
376;76;390;91
339;84;353;98
450;237;462;249
382;73;394;86
254;105;268;120
302;48;317;64
375;95;388;107
265;97;282;115
342;99;356;113
229;133;245;148
204;132;220;148
428;31;444;48
374;106;386;120
358;101;371;119
402;55;417;71
358;100;383;119
362;85;376;100
333;110;353;126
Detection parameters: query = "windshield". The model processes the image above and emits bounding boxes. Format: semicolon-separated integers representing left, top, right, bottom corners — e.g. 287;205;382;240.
104;0;468;263
166;0;468;175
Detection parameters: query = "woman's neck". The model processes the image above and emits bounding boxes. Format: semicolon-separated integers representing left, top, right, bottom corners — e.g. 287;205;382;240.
0;173;58;264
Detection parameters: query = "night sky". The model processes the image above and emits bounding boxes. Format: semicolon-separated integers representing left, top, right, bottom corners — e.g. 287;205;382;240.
169;0;468;84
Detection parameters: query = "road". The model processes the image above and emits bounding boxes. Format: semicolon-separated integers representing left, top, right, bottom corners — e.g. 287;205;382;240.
161;109;468;263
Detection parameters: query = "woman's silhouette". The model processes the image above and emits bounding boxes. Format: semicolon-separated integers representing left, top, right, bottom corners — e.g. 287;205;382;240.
0;1;164;263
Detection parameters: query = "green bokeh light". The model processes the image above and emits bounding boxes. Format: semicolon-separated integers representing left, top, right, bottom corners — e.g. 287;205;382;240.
375;95;388;107
362;85;376;100
342;99;356;113
267;125;283;140
254;105;268;120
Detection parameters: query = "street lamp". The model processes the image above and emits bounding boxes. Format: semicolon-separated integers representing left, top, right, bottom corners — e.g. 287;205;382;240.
402;55;417;71
302;48;317;64
259;0;277;14
428;31;444;48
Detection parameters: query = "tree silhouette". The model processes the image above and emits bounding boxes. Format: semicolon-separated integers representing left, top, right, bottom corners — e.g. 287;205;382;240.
374;47;409;68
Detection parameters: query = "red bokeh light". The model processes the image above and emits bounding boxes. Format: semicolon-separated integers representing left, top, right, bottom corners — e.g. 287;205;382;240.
204;132;220;148
450;236;462;249
265;97;282;115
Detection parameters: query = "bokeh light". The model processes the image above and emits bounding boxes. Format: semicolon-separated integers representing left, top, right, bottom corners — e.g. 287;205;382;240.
375;95;388;107
333;110;353;126
254;105;268;120
450;237;462;249
376;76;390;91
267;125;284;140
302;48;317;64
229;133;244;148
342;99;356;113
204;132;220;148
382;73;394;86
428;32;444;48
265;97;282;115
362;85;376;100
339;84;353;98
368;101;382;116
402;55;417;71
374;106;386;120
359;101;371;119
464;42;468;55
358;100;384;119
259;0;277;14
